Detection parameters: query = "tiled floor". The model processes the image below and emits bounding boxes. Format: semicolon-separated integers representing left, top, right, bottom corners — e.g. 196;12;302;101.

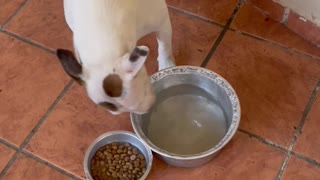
0;0;319;179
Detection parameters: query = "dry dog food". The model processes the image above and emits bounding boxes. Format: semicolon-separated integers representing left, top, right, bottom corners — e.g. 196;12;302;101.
90;142;147;180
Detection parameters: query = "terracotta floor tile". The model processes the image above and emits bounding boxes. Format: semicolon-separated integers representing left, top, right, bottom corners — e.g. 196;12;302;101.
0;144;16;171
294;91;320;162
0;0;25;26
231;3;320;59
5;0;72;50
24;12;220;177
25;84;132;178
2;154;72;180
0;33;70;146
166;0;238;25
139;9;222;74
206;31;320;146
148;132;285;179
282;156;320;180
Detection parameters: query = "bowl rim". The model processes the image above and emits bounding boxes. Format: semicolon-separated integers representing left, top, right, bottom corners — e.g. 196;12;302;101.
130;65;241;160
83;130;153;180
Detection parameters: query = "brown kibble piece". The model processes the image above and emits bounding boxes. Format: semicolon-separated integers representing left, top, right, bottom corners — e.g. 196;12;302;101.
120;154;126;158
130;155;137;161
132;148;138;155
138;154;144;160
123;173;128;178
134;161;140;167
140;161;146;167
106;153;112;159
124;157;130;162
100;161;105;166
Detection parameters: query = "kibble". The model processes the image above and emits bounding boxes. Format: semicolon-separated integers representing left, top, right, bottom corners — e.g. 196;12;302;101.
90;142;147;180
130;155;136;161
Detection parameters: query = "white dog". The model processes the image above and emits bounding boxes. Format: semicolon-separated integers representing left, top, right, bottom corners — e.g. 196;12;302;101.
56;0;175;115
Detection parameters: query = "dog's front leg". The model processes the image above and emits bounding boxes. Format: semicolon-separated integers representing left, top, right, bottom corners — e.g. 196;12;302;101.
156;16;176;71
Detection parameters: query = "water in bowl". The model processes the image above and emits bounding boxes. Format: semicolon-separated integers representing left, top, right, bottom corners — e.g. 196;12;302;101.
146;84;228;155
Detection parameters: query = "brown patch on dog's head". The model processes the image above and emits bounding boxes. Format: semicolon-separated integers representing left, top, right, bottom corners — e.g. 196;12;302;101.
99;102;118;111
103;74;123;97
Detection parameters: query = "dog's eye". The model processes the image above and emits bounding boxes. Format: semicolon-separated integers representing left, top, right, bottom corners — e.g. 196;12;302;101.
98;102;118;112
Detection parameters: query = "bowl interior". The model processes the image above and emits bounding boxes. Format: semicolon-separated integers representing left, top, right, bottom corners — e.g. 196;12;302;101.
131;67;240;157
84;131;153;179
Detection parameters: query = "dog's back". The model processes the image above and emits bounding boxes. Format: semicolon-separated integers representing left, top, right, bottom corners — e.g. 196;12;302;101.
64;0;169;65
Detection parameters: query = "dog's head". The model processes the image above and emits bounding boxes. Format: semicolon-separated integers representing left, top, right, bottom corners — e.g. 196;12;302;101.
55;46;155;115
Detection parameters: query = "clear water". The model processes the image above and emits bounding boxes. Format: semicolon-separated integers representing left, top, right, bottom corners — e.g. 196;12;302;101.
146;85;228;155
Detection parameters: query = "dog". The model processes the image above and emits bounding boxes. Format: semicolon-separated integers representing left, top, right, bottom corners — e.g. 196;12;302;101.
56;0;175;115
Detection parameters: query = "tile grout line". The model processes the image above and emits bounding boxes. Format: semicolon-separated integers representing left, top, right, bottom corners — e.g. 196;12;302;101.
238;127;320;169
0;0;30;30
167;6;224;28
0;138;81;180
0;30;55;54
249;3;270;18
276;80;320;180
21;150;82;180
20;80;74;148
0;80;74;179
287;80;320;152
291;151;320;167
237;129;288;152
230;28;320;62
200;1;243;67
166;4;320;63
0;138;19;151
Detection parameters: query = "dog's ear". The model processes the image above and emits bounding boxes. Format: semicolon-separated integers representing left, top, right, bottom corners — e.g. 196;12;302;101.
56;49;84;85
122;46;149;79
